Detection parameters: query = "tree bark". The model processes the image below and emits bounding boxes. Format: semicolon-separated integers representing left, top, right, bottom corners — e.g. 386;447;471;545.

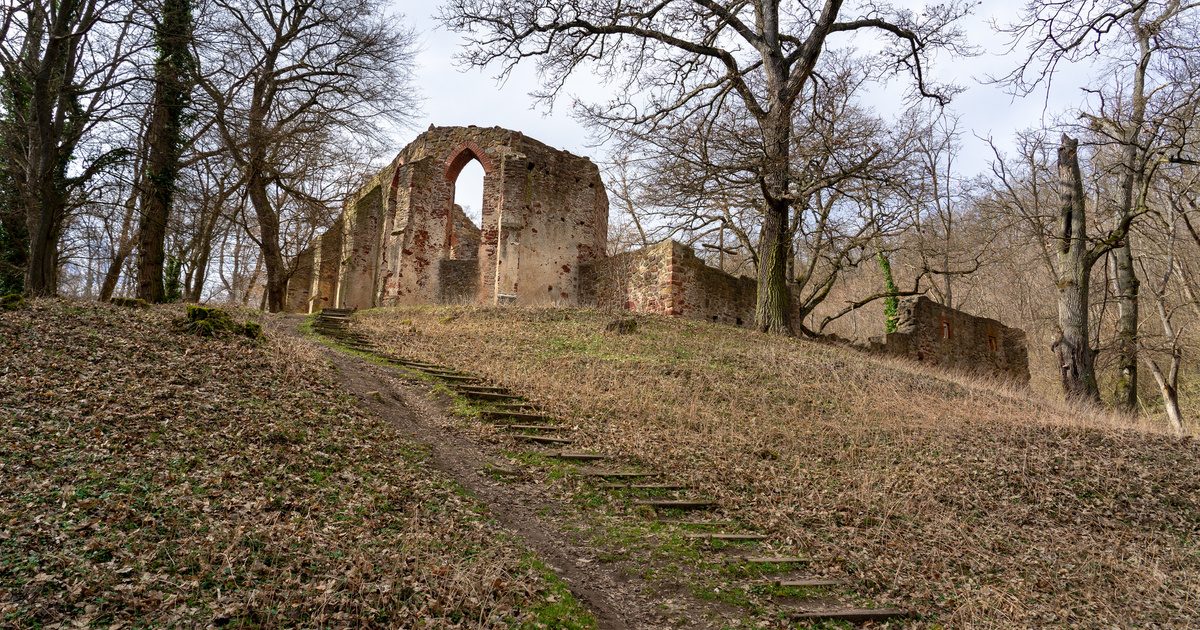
753;67;795;334
1052;134;1101;404
246;166;287;311
135;0;194;303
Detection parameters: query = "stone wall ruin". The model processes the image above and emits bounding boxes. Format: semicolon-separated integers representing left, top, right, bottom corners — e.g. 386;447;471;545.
869;296;1030;383
286;124;1028;382
288;125;608;312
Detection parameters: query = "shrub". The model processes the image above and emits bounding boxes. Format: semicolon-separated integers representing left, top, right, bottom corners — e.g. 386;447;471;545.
177;305;264;341
110;297;150;309
0;292;24;311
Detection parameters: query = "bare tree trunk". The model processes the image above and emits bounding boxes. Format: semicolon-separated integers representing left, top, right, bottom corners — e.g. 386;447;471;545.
1111;17;1151;413
1052;134;1101;403
99;182;141;301
246;166;287;311
754;90;794;334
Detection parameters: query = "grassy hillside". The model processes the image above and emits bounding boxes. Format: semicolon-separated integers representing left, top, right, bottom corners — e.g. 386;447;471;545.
358;306;1200;628
0;300;584;627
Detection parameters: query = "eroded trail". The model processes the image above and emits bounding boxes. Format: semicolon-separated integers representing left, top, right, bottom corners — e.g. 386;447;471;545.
290;320;723;629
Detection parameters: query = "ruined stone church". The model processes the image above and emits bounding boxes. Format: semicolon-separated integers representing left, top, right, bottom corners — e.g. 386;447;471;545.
286;125;1029;382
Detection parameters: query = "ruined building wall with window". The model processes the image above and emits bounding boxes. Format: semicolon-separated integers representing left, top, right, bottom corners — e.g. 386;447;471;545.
287;125;1029;382
868;296;1030;383
290;125;608;312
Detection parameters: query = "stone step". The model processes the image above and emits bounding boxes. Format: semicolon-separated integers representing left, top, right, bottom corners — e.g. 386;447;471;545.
684;533;768;541
665;520;737;527
788;608;908;623
514;434;573;445
774;578;849;588
548;451;608;461
481;411;554;423
600;483;688;490
582;470;658;478
631;499;715;510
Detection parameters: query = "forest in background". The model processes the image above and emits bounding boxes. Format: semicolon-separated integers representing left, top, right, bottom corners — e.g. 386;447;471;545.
2;0;1198;431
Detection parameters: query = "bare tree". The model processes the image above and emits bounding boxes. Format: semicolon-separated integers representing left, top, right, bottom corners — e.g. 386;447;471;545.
194;0;418;311
1000;0;1200;412
0;0;142;296
440;0;971;333
1053;134;1142;403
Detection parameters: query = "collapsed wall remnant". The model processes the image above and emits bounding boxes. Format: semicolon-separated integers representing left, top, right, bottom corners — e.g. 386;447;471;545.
581;240;758;327
288;125;608;312
868;296;1030;383
287;124;1029;381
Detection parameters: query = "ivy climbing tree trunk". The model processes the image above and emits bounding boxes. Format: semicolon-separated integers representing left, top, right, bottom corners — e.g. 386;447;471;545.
135;0;195;303
877;251;899;333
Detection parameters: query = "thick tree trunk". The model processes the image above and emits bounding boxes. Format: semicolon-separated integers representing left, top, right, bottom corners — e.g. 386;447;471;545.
1052;134;1101;404
1112;239;1139;409
754;100;793;334
246;167;287;311
24;201;59;297
135;0;193;303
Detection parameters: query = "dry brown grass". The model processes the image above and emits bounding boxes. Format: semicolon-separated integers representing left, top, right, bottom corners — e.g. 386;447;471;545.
0;299;563;627
360;305;1200;628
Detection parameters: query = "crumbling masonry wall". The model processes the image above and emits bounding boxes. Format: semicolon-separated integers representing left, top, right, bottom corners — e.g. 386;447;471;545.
582;240;759;328
869;296;1030;382
287;125;608;311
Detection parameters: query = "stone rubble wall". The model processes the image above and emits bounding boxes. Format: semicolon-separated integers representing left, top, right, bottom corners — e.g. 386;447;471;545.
868;296;1030;383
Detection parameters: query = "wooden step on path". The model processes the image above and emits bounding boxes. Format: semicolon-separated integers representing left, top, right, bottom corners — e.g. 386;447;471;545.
788;607;909;623
514;434;573;445
734;556;807;565
548;451;608;461
582;470;658;478
450;384;512;394
481;410;554;424
506;424;568;432
459;390;526;402
683;533;767;541
774;578;848;588
428;373;481;383
600;482;687;490
631;499;715;510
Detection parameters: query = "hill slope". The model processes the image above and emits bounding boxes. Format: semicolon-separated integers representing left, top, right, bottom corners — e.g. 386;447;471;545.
358;305;1200;627
0;300;583;627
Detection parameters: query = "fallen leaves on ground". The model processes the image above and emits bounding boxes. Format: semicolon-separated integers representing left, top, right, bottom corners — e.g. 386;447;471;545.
0;299;552;627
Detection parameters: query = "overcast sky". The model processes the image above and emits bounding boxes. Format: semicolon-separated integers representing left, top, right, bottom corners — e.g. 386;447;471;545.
394;2;1101;216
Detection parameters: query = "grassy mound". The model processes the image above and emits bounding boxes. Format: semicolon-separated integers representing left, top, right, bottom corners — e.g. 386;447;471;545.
359;306;1200;628
0;300;574;627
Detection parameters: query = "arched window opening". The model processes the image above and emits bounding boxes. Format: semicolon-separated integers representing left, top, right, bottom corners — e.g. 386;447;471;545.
448;157;484;261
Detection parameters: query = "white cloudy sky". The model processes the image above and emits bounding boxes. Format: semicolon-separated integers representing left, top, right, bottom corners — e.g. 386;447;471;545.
392;1;1101;215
